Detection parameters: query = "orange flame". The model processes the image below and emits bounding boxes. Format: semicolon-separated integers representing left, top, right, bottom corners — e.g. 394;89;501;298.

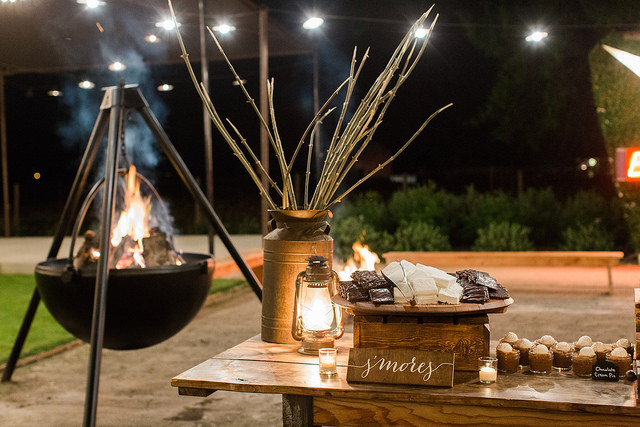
110;165;151;268
337;241;380;280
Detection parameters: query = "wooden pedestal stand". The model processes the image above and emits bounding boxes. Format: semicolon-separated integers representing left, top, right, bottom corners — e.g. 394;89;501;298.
334;296;513;371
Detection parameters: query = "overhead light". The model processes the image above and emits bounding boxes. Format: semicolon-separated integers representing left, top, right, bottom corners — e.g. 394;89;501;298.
525;30;548;43
303;17;324;30
108;61;126;71
415;27;428;39
145;34;159;43
47;90;63;97
157;83;174;92
213;24;236;34
77;0;105;8
78;80;95;89
156;19;180;31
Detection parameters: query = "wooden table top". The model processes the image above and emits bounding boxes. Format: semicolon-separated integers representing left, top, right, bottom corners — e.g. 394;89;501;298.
172;334;639;417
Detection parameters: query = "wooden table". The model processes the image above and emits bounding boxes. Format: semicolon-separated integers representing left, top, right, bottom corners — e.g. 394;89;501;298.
172;334;639;426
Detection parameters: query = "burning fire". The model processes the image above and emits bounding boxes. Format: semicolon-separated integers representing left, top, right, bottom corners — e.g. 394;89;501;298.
337;242;380;280
110;165;150;268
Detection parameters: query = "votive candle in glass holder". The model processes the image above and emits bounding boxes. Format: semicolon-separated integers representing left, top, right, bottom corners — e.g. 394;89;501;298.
478;357;498;384
319;348;338;376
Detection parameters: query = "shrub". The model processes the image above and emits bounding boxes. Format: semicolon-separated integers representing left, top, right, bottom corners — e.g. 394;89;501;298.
559;221;615;251
388;183;459;236
392;221;451;251
472;222;534;251
331;216;369;261
333;191;390;231
561;190;609;229
457;187;517;247
514;187;562;248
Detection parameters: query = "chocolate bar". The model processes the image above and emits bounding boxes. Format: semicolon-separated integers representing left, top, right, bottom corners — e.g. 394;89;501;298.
351;270;389;290
461;286;489;304
369;287;394;304
338;281;369;303
489;283;510;300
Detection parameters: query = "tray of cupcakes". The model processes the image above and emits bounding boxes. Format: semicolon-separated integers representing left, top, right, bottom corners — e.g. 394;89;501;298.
495;332;636;380
332;259;513;315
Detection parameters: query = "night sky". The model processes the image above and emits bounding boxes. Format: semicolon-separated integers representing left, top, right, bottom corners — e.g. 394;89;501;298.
2;0;636;233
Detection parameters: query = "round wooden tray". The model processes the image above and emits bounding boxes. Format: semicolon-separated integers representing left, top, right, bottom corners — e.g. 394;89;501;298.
332;295;513;316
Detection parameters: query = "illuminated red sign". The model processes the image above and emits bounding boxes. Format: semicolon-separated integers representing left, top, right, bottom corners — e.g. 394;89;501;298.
616;147;640;182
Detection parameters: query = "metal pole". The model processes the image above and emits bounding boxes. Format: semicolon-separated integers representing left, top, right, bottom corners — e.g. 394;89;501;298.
1;69;10;236
83;84;125;427
259;7;270;230
199;0;215;255
312;48;321;183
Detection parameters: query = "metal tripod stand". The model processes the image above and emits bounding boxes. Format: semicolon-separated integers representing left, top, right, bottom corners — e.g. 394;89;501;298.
1;84;263;426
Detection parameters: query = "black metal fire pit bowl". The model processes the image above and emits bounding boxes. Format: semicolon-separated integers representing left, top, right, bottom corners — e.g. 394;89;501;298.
34;253;214;350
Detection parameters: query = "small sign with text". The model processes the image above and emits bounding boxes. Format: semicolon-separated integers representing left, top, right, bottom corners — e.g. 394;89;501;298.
592;361;619;382
346;347;455;387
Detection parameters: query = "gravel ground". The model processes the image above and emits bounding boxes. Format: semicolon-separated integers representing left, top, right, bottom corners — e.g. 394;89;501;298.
0;266;638;426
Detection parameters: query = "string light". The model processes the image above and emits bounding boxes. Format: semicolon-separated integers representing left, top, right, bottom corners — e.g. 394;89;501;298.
303;17;324;30
78;80;95;89
213;24;236;34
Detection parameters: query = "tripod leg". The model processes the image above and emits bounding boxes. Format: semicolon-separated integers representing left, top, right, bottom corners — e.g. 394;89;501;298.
1;109;110;383
136;94;262;301
83;85;124;427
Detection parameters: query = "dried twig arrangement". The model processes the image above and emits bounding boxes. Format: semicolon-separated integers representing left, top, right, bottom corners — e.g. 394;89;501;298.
168;1;451;211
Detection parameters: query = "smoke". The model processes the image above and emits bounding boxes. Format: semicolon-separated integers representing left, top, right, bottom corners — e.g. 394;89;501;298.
51;6;171;183
46;3;177;237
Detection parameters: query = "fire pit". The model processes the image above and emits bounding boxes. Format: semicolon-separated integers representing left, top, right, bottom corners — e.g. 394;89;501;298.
33;165;214;350
35;253;213;350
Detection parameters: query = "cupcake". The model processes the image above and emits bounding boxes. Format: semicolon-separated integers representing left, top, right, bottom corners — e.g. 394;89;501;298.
552;341;573;371
591;341;611;362
529;344;553;374
500;331;519;346
536;335;557;348
574;335;593;351
514;338;533;366
496;342;520;373
572;346;596;377
606;347;632;377
612;338;634;358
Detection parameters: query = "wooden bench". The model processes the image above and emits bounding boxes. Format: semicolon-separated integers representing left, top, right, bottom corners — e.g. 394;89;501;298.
383;251;624;294
212;249;264;282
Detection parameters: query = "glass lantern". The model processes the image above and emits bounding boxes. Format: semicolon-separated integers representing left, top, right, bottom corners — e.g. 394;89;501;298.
291;255;344;355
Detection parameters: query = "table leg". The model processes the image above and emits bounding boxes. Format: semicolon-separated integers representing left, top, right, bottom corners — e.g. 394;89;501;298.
282;394;314;427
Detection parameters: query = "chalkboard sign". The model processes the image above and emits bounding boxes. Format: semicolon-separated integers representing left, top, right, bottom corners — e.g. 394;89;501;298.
592;361;619;381
346;347;455;387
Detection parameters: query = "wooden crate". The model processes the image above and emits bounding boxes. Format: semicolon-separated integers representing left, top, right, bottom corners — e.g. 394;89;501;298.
352;313;490;371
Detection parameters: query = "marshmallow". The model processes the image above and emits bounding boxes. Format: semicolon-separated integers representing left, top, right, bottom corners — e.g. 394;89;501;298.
415;264;457;289
503;332;518;344
579;346;596;357
610;347;629;358
382;261;412;298
532;344;549;354
615;338;630;348
407;269;438;296
576;335;592;347
496;342;513;353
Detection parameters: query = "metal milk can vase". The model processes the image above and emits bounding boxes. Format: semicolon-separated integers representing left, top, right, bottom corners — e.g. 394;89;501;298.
262;209;332;344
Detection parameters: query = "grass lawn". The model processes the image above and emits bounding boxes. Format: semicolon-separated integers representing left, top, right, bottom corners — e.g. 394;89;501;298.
0;274;247;365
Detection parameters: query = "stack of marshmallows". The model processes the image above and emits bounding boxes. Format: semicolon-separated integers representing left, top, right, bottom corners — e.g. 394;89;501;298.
382;260;463;305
